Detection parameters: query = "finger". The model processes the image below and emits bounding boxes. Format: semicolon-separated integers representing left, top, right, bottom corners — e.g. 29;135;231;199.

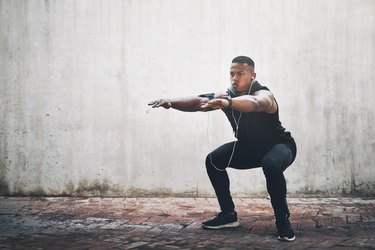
150;99;163;107
208;99;222;105
148;99;161;106
201;103;211;108
208;99;219;103
152;102;161;108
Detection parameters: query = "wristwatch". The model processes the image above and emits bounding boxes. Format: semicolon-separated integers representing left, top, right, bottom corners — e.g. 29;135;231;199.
221;96;232;109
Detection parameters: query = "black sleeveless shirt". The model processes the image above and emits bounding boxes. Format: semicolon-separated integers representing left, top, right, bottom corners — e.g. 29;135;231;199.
223;81;296;156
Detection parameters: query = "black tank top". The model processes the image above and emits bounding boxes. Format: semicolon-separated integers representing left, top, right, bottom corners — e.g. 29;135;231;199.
223;81;296;156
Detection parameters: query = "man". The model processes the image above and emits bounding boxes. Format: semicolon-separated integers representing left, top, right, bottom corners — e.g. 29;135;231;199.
148;56;297;242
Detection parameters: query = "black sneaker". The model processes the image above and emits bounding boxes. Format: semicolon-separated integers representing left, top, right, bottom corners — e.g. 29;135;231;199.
276;218;295;242
202;212;240;229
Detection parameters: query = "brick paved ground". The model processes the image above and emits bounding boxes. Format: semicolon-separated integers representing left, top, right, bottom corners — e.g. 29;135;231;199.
0;197;374;249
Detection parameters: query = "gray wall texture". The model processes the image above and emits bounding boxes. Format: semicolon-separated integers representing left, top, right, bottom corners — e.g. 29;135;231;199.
1;0;374;197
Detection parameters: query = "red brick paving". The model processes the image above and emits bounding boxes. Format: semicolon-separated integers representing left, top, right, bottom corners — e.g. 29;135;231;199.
0;197;374;249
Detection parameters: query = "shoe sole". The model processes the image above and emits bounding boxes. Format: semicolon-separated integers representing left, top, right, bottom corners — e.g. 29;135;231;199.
202;220;240;230
277;235;296;242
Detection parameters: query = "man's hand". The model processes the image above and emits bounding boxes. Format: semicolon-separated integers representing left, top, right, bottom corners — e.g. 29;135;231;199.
148;99;172;109
200;98;229;110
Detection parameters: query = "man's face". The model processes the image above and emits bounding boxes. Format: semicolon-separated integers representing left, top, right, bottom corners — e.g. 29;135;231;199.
230;63;255;95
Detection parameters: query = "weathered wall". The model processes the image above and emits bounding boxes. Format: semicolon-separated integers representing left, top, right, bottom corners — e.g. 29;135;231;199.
1;0;374;197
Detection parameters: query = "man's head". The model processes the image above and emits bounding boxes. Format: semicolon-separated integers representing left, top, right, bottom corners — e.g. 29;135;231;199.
232;56;255;70
230;56;256;95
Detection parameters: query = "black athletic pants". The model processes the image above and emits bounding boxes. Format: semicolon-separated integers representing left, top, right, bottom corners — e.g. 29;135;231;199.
205;140;296;221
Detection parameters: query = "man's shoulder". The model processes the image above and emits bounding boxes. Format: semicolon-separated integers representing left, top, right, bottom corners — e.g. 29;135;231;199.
248;81;269;96
214;91;228;98
252;81;269;92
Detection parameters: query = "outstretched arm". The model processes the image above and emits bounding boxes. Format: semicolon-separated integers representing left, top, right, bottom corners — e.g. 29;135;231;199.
148;96;206;112
148;92;227;112
200;90;278;114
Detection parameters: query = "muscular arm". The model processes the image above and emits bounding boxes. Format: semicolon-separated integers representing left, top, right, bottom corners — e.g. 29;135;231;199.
201;90;277;113
231;90;277;113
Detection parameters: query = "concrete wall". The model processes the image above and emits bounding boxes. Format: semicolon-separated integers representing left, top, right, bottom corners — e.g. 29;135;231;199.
1;0;374;197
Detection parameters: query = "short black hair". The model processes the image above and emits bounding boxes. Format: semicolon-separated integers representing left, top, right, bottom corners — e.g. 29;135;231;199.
232;56;255;70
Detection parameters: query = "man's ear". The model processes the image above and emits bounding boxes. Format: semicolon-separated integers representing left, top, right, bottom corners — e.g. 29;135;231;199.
252;72;256;80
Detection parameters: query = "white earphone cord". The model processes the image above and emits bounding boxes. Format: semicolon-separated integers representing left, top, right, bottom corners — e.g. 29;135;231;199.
209;80;254;172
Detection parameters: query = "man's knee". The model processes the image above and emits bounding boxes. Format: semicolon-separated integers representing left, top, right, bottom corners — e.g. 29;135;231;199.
261;156;282;177
205;154;211;168
206;153;226;171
